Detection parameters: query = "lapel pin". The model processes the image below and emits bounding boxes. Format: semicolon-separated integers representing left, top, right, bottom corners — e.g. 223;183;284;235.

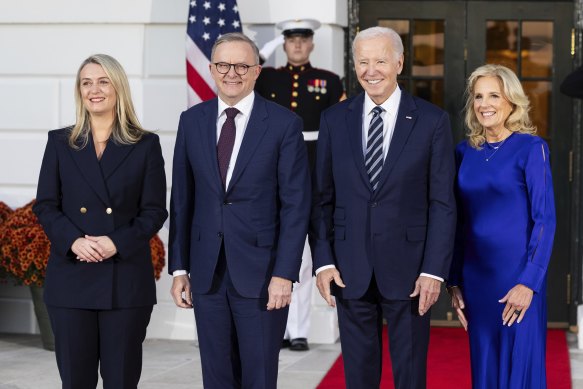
406;116;412;120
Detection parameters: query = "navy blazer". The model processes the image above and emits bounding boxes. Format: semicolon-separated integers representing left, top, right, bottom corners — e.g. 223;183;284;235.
310;90;456;300
33;129;168;309
168;94;311;298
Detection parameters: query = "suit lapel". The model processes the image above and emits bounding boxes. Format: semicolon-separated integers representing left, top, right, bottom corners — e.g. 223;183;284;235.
100;141;134;180
375;90;418;193
226;96;269;193
201;101;223;191
347;93;372;190
68;136;110;205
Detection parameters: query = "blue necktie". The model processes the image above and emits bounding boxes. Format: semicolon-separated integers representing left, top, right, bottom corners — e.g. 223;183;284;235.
365;106;384;191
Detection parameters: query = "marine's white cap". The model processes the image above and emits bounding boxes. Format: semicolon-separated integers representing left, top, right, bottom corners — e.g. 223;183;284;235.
276;19;321;37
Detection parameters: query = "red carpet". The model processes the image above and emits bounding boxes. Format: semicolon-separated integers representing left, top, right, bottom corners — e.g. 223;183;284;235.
317;328;571;388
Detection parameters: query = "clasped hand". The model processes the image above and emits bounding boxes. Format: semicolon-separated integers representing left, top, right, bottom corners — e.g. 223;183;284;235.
71;235;117;262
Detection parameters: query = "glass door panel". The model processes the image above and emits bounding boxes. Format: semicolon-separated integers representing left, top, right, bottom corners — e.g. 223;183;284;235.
379;19;445;108
486;21;519;72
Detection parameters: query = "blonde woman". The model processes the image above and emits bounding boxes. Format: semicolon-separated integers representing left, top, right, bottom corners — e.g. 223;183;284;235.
448;64;555;388
33;54;167;389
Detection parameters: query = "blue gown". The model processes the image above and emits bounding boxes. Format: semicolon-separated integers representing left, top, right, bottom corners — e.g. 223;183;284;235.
450;133;556;389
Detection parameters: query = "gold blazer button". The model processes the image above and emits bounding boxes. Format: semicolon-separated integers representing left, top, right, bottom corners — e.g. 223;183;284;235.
106;207;112;214
80;207;87;214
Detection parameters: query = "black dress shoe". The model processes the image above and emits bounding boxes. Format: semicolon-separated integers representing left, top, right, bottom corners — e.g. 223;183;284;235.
281;339;291;349
289;338;309;351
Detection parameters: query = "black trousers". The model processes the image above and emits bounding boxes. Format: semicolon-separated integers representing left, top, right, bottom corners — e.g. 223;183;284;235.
47;305;153;389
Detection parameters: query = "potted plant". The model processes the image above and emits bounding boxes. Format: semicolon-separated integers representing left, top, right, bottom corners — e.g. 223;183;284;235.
0;200;166;350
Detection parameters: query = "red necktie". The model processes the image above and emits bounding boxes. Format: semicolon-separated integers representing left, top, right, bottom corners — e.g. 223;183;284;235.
217;107;239;189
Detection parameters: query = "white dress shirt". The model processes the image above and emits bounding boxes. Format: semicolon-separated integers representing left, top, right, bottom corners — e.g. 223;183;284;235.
173;92;256;277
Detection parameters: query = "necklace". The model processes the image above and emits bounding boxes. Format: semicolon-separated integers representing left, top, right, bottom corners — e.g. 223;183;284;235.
484;133;513;161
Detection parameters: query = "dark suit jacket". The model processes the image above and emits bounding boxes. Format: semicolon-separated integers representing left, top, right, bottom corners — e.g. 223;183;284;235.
168;94;311;298
33;129;168;309
310;90;456;300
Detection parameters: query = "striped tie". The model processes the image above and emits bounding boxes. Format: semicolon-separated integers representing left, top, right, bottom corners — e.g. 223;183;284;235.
365;106;384;191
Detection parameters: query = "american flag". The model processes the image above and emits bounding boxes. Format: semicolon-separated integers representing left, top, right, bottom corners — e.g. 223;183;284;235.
186;0;242;107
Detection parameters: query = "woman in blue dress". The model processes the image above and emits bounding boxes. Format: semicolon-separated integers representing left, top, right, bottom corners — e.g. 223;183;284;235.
448;64;556;388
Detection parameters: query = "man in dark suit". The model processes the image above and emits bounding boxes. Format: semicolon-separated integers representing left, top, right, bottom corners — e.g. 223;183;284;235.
311;26;456;388
169;32;310;389
255;18;344;352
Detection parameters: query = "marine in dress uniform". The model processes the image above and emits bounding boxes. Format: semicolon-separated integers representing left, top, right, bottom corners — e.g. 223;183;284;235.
255;19;344;351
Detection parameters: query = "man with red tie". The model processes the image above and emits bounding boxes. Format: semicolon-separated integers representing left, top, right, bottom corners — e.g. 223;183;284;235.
168;32;310;388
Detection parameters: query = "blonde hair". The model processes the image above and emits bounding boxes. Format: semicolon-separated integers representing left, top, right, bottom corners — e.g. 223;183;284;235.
69;54;146;149
464;64;536;149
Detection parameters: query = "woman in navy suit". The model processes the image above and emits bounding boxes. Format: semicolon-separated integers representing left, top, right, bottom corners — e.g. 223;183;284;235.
33;54;168;389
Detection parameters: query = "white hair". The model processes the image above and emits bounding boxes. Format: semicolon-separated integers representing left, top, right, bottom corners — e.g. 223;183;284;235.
352;26;404;60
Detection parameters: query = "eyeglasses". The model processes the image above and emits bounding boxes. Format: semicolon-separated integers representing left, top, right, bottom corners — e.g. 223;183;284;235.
213;62;258;75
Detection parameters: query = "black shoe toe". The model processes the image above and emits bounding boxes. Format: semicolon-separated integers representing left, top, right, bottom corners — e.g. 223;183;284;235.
289;338;309;351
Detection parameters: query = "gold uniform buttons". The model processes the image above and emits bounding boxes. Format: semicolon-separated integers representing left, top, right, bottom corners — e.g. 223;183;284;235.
292;91;298;97
293;74;299;80
80;207;87;214
291;101;298;108
271;93;276;98
293;82;299;88
106;207;112;214
315;95;320;100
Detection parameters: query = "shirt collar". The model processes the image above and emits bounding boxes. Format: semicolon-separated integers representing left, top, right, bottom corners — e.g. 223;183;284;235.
364;86;401;117
218;91;255;118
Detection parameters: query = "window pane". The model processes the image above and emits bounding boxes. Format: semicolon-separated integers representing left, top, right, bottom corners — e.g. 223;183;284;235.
521;21;553;78
486;21;519;72
523;81;551;139
413;79;443;108
378;20;410;75
412;20;444;76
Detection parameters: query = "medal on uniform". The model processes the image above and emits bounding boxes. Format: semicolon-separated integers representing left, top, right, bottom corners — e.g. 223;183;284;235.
307;79;315;92
314;79;320;93
321;80;327;94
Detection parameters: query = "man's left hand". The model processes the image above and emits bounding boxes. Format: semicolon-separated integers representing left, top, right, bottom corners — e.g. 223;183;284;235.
410;275;441;316
266;276;292;310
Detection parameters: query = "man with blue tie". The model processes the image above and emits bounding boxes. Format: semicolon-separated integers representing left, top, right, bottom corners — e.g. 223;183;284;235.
169;32;310;388
311;26;456;388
